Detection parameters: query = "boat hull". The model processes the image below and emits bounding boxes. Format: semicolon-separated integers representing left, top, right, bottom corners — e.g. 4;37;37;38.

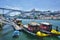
23;25;60;37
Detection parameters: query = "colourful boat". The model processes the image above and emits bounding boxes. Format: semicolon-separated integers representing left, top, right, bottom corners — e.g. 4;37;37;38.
23;22;60;37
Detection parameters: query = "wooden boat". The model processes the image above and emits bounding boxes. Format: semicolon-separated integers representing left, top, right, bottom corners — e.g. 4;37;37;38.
23;22;60;37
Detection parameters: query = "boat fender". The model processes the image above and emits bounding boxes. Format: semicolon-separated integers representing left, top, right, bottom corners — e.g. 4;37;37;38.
36;31;48;37
58;32;60;34
41;33;48;36
36;31;42;36
51;29;60;35
51;29;57;34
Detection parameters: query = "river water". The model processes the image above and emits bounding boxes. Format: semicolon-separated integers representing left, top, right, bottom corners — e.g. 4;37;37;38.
0;19;60;40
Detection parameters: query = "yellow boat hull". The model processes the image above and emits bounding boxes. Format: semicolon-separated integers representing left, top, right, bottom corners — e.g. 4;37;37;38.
36;30;60;37
36;31;49;37
51;29;60;35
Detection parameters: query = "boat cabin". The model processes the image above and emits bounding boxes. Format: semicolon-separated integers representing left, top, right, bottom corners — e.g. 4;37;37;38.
40;22;52;32
28;22;40;33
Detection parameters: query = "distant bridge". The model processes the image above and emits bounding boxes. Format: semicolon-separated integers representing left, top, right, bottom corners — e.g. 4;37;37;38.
0;7;41;14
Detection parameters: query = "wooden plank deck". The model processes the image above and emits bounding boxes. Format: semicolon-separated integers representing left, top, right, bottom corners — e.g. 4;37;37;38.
0;18;23;30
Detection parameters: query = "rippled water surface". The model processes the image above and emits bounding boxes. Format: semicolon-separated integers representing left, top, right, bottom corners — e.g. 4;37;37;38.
0;19;60;40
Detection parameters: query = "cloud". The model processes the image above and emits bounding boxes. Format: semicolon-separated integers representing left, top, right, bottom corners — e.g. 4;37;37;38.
4;5;22;16
5;5;23;10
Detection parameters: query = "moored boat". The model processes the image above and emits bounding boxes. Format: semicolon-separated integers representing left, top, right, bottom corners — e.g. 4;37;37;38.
23;22;60;37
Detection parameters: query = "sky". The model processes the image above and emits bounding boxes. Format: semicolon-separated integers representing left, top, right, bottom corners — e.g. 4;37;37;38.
0;0;60;16
0;0;60;11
